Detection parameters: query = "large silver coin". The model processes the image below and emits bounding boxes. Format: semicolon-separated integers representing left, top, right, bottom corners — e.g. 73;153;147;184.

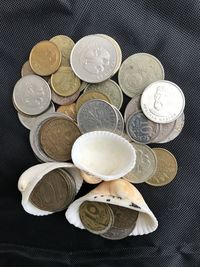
13;75;51;115
124;94;141;123
141;80;185;123
124;143;157;183
77;99;118;133
118;53;164;97
70;35;118;83
113;106;124;135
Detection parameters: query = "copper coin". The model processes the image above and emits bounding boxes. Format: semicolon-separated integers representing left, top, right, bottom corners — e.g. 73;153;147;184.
57;103;77;121
21;61;35;76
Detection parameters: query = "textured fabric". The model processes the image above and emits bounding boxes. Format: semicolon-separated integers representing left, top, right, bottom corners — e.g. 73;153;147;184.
0;0;200;266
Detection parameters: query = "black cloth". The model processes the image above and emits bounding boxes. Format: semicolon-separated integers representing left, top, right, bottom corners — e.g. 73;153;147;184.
0;0;200;266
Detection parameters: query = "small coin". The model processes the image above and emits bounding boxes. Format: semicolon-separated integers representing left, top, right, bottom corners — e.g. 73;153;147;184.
141;80;185;123
21;61;35;76
57;103;77;121
79;201;114;234
29;40;61;76
113;106;124;135
80;170;102;184
13;75;51;116
50;35;75;66
124;94;141;123
77;99;118;133
153;120;176;143
51;66;81;97
118;53;165;97
146;148;178;186
124;143;157;183
84;79;123;109
126;111;160;144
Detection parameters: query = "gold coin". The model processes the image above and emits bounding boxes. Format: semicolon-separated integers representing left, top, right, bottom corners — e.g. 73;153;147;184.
76;91;110;112
80;170;102;184
146;148;178;186
51;66;81;96
29;40;61;76
57;103;77;120
21;61;35;76
50;35;75;66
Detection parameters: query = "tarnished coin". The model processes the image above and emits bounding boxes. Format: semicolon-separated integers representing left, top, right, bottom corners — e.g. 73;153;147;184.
153;120;176;143
80;170;102;184
70;35;118;83
124;143;157;183
51;66;80;97
57;103;77;121
124;94;141;123
84;79;123;109
58;168;76;202
141;80;185;123
13;75;51;116
21;61;35;76
77;99;118;133
126;111;160;144
79;201;114;234
118;53;164;97
29;40;61;76
50;35;75;66
146;148;178;186
113;106;124;135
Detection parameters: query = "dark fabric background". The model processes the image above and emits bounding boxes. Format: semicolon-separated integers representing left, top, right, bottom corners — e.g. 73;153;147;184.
0;0;200;266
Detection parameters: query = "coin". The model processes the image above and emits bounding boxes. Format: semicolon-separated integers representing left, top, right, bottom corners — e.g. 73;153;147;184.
80;170;102;184
141;80;185;123
57;103;77;121
118;53;165;97
21;61;35;76
77;99;118;133
58;168;76;202
146;148;178;186
39;117;81;161
70;35;118;83
51;66;81;96
79;81;89;92
113;106;124;135
84;79;123;109
124;143;157;183
126;111;160;144
79;201;114;234
13;75;51;116
153;120;176;143
50;35;75;66
29;40;61;76
124;94;141;123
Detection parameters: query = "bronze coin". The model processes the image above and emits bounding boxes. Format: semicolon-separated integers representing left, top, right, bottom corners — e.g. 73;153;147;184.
57;168;76;202
57;103;77;121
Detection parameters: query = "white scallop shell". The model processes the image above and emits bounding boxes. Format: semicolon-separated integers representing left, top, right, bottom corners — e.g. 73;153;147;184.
71;131;136;181
18;162;83;216
65;179;158;236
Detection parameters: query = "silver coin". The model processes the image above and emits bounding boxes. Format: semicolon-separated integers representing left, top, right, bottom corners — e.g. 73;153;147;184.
126;111;160;144
141;80;185;123
101;224;135;240
153;120;176;143
113;106;124;135
77;99;118;133
18;102;55;130
13;75;51;116
70;35;118;83
124;143;157;183
118;53;165;97
124;94;141;123
84;79;123;109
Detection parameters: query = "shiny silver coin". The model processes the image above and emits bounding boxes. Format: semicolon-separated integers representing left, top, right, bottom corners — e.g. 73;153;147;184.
113;106;124;135
153;120;176;143
124;94;141;123
13;75;51;116
141;80;185;123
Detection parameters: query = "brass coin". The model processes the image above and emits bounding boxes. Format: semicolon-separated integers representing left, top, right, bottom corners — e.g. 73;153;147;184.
57;103;77;121
21;61;35;76
79;201;114;234
146;148;178;186
29;40;61;76
80;170;102;184
51;66;81;97
39;117;81;161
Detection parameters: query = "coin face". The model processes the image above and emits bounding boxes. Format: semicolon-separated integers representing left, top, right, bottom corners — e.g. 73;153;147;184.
118;53;165;97
70;35;118;83
126;111;160;144
57;103;77;121
146;148;178;186
21;61;35;76
124;143;157;183
79;201;114;234
141;80;185;123
29;40;61;76
124;94;141;123
51;66;80;97
13;75;51;115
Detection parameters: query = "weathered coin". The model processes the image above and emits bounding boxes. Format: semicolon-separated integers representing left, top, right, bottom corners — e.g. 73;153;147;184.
75;91;110;113
118;53;165;97
29;40;61;76
79;201;114;234
18;102;55;130
113;106;124;135
50;35;75;66
84;79;123;109
153;120;176;143
124;143;157;183
13;75;51;116
51;66;81;97
57;103;77;121
126;111;160;144
124;94;141;123
21;61;35;76
141;80;185;123
58;168;76;202
77;99;118;133
79;81;89;92
70;35;118;83
80;170;102;184
146;148;178;186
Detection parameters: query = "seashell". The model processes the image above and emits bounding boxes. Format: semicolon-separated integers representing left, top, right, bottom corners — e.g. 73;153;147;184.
18;162;83;216
71;131;136;181
65;179;158;236
80;170;102;184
